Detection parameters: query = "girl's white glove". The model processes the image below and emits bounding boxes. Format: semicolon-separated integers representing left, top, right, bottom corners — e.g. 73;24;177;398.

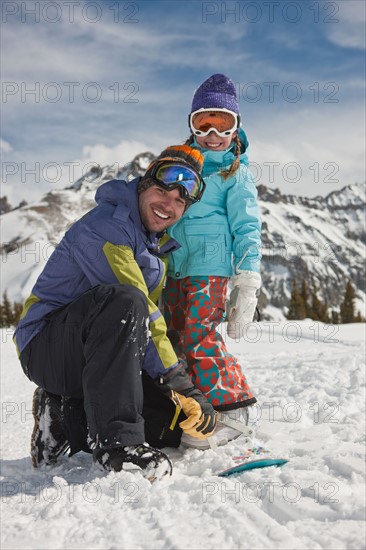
227;271;262;340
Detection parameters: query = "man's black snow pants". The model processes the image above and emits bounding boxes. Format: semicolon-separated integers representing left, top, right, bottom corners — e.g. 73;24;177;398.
21;284;151;448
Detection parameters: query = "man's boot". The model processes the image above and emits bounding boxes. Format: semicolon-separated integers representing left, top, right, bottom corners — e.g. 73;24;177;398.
31;387;69;467
93;443;173;481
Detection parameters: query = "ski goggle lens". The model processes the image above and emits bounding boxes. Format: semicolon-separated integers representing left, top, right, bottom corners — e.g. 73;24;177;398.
150;162;205;203
190;110;238;137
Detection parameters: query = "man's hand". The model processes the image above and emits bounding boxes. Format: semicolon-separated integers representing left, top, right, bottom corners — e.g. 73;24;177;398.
172;391;216;440
156;363;216;440
227;271;261;340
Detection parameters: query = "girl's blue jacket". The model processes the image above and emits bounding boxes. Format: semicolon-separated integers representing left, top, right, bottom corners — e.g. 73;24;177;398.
167;129;262;278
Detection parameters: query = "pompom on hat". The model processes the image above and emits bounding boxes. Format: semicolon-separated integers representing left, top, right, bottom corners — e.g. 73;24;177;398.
190;73;240;115
138;145;204;195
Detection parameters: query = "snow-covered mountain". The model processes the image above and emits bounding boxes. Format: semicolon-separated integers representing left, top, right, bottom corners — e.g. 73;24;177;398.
0;152;154;303
1;151;365;318
258;182;366;318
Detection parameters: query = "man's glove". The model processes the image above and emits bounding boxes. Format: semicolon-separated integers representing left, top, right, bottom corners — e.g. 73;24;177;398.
227;271;261;340
173;391;216;440
156;364;216;440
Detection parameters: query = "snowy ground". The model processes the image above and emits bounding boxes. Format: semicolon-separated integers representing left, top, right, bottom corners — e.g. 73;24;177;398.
1;321;365;550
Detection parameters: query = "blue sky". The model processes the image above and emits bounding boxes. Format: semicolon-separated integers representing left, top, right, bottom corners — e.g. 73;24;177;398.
1;0;365;204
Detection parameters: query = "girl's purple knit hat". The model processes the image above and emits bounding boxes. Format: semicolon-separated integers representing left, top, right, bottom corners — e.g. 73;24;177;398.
190;74;240;115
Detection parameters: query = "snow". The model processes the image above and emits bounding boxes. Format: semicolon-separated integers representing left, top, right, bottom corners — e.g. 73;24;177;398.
1;321;365;550
326;183;366;208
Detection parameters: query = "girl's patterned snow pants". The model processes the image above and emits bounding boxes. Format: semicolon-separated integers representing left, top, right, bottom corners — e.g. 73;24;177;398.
163;276;256;410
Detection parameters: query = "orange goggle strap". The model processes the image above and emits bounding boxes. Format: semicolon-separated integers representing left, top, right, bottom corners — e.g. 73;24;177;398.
145;145;204;177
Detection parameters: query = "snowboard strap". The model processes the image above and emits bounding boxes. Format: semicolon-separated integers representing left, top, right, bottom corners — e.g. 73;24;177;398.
207;436;218;449
207;413;255;450
216;412;255;437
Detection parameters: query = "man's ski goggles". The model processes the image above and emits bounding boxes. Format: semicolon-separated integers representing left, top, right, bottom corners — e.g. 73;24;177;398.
189;108;240;138
148;161;206;204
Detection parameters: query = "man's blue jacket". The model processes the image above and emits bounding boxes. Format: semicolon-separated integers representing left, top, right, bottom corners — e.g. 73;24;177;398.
14;178;180;379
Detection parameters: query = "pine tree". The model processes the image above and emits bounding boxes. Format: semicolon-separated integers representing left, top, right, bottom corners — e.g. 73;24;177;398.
340;280;356;323
331;310;340;324
310;279;321;321
354;311;364;323
310;278;328;322
1;291;14;327
286;279;306;320
321;299;330;324
300;278;312;318
0;292;23;327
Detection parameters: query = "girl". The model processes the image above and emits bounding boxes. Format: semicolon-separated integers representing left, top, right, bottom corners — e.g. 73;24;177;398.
163;74;262;449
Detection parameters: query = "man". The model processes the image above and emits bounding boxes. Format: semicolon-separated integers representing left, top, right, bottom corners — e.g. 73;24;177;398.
14;145;216;481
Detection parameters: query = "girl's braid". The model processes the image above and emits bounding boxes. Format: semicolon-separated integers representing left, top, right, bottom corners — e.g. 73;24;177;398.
219;133;241;180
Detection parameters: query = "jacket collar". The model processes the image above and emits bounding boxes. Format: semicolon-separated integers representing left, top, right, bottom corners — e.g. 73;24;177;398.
95;177;180;254
192;128;250;173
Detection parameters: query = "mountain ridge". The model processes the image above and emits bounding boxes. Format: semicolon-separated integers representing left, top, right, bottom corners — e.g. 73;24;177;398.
1;152;365;319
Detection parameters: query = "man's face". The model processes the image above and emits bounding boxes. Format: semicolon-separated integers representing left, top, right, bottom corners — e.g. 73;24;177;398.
139;184;187;232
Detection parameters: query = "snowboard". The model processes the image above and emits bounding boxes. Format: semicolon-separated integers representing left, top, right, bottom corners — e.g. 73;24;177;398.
218;446;289;477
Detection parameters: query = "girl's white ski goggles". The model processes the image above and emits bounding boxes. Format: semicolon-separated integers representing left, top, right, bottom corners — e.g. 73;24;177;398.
189;108;240;138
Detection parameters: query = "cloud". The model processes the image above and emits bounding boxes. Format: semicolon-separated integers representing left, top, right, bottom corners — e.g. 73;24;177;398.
1;1;365;207
1;138;154;205
68;139;155;184
0;139;13;153
250;104;365;197
2;10;250;87
2;25;105;83
325;1;366;50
